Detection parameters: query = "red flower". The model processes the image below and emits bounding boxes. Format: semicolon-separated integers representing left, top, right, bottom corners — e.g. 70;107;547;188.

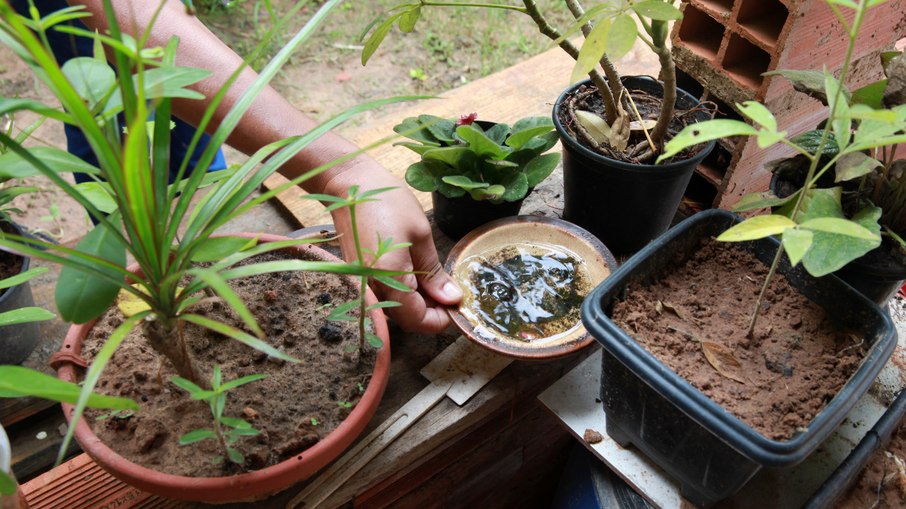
456;112;478;126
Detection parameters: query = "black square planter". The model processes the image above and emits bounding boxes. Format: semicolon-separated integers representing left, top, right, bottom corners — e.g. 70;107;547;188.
581;209;898;507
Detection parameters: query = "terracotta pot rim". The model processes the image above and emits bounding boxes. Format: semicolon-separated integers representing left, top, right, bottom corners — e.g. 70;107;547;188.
56;233;391;503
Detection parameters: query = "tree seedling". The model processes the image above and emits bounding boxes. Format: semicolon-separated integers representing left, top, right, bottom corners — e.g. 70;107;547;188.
172;366;265;466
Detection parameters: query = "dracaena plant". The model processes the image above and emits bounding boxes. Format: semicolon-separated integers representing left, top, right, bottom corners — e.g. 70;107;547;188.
363;0;689;164
658;0;904;335
391;114;560;202
0;0;415;464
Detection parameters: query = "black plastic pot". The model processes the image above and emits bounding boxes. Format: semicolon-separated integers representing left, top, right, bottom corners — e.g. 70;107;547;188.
769;173;906;306
553;77;715;255
431;191;525;240
581;209;898;508
802;388;906;509
0;222;40;364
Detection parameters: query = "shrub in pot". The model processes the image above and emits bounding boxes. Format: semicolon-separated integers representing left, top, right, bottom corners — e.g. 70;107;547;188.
393;114;560;239
0;0;413;502
363;0;715;253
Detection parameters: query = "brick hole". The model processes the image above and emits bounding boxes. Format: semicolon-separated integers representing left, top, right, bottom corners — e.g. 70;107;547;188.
722;33;771;91
677;6;725;62
737;0;788;48
675;68;705;99
696;141;733;190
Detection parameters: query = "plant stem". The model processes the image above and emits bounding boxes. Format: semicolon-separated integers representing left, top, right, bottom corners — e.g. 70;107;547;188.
648;42;676;157
421;0;527;12
144;317;208;388
562;0;622;121
347;198;368;352
747;0;867;334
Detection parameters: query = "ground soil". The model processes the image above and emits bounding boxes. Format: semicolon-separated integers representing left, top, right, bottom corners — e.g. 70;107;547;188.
76;249;377;477
611;238;864;441
836;421;906;509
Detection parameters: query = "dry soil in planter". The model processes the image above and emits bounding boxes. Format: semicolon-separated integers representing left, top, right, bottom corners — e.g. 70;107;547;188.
611;238;864;441
836;420;906;509
78;250;376;477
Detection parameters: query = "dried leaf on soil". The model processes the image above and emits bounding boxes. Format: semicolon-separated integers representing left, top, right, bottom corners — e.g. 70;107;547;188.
701;341;747;384
656;300;685;320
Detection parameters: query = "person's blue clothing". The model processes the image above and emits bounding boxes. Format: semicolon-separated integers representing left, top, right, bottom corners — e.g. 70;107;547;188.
13;0;227;187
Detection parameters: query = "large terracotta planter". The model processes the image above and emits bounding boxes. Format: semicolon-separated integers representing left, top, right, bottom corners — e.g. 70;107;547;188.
54;234;391;503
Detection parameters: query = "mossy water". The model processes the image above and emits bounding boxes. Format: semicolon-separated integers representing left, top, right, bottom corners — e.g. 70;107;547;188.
454;242;592;343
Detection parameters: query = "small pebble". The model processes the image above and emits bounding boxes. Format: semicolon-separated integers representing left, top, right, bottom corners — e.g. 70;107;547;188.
36;431;47;440
583;429;603;444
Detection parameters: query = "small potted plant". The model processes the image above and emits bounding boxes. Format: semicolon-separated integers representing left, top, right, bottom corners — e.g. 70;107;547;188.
364;0;715;253
0;0;413;502
393;113;560;239
580;1;900;505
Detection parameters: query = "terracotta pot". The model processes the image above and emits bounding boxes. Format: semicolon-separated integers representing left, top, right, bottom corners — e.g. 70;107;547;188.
54;234;391;503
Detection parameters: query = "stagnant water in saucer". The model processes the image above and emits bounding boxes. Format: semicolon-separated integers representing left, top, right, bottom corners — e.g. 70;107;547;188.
457;243;592;342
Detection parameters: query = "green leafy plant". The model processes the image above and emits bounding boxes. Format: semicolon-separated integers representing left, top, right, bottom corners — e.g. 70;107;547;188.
392;114;560;202
0;268;54;327
364;0;691;163
0;0;415;465
311;185;409;351
172;366;264;465
659;0;904;335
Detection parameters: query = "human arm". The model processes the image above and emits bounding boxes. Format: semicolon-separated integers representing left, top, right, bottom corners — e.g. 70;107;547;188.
70;0;462;333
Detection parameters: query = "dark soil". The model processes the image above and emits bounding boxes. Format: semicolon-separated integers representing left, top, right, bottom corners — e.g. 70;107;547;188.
556;82;711;164
611;238;864;441
836;421;906;509
77;250;377;477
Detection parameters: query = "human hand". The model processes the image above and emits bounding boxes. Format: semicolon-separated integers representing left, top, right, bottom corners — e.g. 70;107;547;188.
325;165;463;334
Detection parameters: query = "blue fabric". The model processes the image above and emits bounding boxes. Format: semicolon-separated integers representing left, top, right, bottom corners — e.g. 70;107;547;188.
13;0;228;186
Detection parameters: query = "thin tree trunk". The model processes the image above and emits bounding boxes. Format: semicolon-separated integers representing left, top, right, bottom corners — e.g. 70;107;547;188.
649;43;676;156
522;0;617;123
563;0;625;112
144;318;208;388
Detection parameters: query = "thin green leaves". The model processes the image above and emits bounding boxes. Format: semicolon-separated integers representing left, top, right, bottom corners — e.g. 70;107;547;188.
0;366;137;410
659;119;757;162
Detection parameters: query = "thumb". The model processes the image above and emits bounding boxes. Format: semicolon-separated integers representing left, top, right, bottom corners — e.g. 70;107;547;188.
413;246;463;306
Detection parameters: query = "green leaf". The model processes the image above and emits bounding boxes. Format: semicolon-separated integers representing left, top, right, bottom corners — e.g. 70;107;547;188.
632;0;683;20
799;217;880;240
0;146;100;179
367;301;402;310
366;332;383;349
852;80;888;108
571;18;610;84
782;228;814;266
62;57;116;110
659;120;758;162
717;215;796;241
442;175;490;190
826;0;859;8
398;6;421;32
500;174;529;202
607;14;638;60
835;152;881;182
190;236;257;263
732;191;795;212
55;222;126;324
0;307;55;326
170;376;206;396
419;115;457;144
392;116;441;145
799;206;882;276
794;187;845;223
507;117;554;149
219;373;267;393
405;162;440;192
825;72;852;148
179;429;216;445
74;182;117;214
423;146;473;168
0;267;48;290
764;69;829;103
456;125;507;159
362;13;403;65
738;101;778;131
791;130;838;157
374;275;412;292
220;416;254;430
182;313;299;363
0;366;137;409
0;471;16;496
524;153;560;188
227;448;245;464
